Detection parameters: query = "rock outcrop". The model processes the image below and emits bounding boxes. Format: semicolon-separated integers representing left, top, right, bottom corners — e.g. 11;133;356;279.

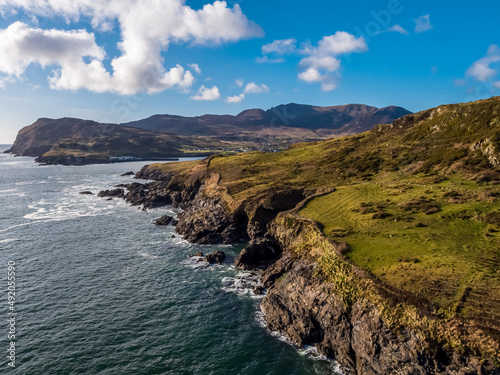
175;196;242;244
154;215;173;226
204;251;226;265
234;238;282;270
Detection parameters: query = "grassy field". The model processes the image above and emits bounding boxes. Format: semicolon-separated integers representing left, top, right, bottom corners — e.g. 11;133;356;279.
300;174;500;329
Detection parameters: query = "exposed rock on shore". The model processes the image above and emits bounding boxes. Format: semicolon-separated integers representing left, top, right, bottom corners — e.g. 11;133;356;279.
98;188;125;199
204;251;226;265
154;215;173;226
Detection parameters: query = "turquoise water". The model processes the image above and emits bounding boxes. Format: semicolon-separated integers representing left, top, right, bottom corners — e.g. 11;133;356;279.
0;146;339;375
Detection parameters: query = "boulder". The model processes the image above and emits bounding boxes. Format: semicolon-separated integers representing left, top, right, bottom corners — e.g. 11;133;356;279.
204;251;226;264
154;215;173;226
98;188;125;199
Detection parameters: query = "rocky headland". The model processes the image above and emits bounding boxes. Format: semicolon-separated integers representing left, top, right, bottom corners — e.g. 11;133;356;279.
97;97;500;374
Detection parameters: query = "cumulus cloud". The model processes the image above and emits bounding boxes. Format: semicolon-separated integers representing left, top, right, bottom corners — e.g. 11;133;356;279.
466;45;500;82
414;15;433;33
298;31;367;90
191;85;220;101
298;68;323;83
244;82;269;94
235;79;244;87
387;25;409;35
189;63;201;74
262;38;297;55
226;94;245;103
0;0;263;95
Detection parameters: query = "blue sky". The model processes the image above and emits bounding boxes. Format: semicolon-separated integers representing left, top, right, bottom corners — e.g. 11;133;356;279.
0;0;499;143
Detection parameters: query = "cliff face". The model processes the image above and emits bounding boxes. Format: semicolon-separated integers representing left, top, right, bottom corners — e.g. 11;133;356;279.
261;215;499;374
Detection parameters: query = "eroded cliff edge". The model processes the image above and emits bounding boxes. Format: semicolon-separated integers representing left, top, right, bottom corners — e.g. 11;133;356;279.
99;160;499;375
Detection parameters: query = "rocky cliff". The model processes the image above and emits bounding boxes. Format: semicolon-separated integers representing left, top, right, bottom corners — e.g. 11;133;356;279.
98;163;499;375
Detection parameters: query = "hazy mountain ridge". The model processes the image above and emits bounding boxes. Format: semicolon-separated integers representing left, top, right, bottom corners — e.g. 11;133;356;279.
123;103;412;138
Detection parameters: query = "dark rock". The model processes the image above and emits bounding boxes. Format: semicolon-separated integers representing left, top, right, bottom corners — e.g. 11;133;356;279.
154;215;173;226
171;219;179;226
79;191;94;195
120;171;135;176
170;235;175;239
253;286;264;295
98;188;125;199
260;252;294;288
176;197;241;244
235;238;282;270
204;251;226;264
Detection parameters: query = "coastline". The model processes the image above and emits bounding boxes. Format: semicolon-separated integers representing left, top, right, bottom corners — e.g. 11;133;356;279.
97;160;500;375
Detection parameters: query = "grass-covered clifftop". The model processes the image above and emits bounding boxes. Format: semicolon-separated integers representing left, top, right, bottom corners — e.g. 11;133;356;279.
146;96;500;363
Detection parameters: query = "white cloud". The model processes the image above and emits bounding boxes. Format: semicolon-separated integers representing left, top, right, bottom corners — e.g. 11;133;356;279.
188;63;201;74
244;82;269;94
262;38;297;55
494;81;500;89
466;45;500;82
298;31;367;89
298;68;323;83
191;85;220;101
388;25;409;35
255;56;285;64
235;79;244;87
226;94;245;103
321;81;337;92
415;15;433;33
0;0;263;95
299;56;340;71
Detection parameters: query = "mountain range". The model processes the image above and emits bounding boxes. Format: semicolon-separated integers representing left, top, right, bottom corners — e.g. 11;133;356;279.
6;103;411;165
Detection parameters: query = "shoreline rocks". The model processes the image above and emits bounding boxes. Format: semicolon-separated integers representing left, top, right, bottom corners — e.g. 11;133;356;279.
204;251;226;265
154;215;173;226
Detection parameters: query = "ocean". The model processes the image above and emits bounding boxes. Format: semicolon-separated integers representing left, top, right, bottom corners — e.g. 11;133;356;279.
0;146;339;375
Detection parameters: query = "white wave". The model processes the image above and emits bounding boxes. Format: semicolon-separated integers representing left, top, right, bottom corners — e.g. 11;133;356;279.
221;270;263;298
298;346;328;361
0;189;26;197
0;219;59;232
24;197;114;221
0;189;17;194
15;180;48;186
180;257;210;269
